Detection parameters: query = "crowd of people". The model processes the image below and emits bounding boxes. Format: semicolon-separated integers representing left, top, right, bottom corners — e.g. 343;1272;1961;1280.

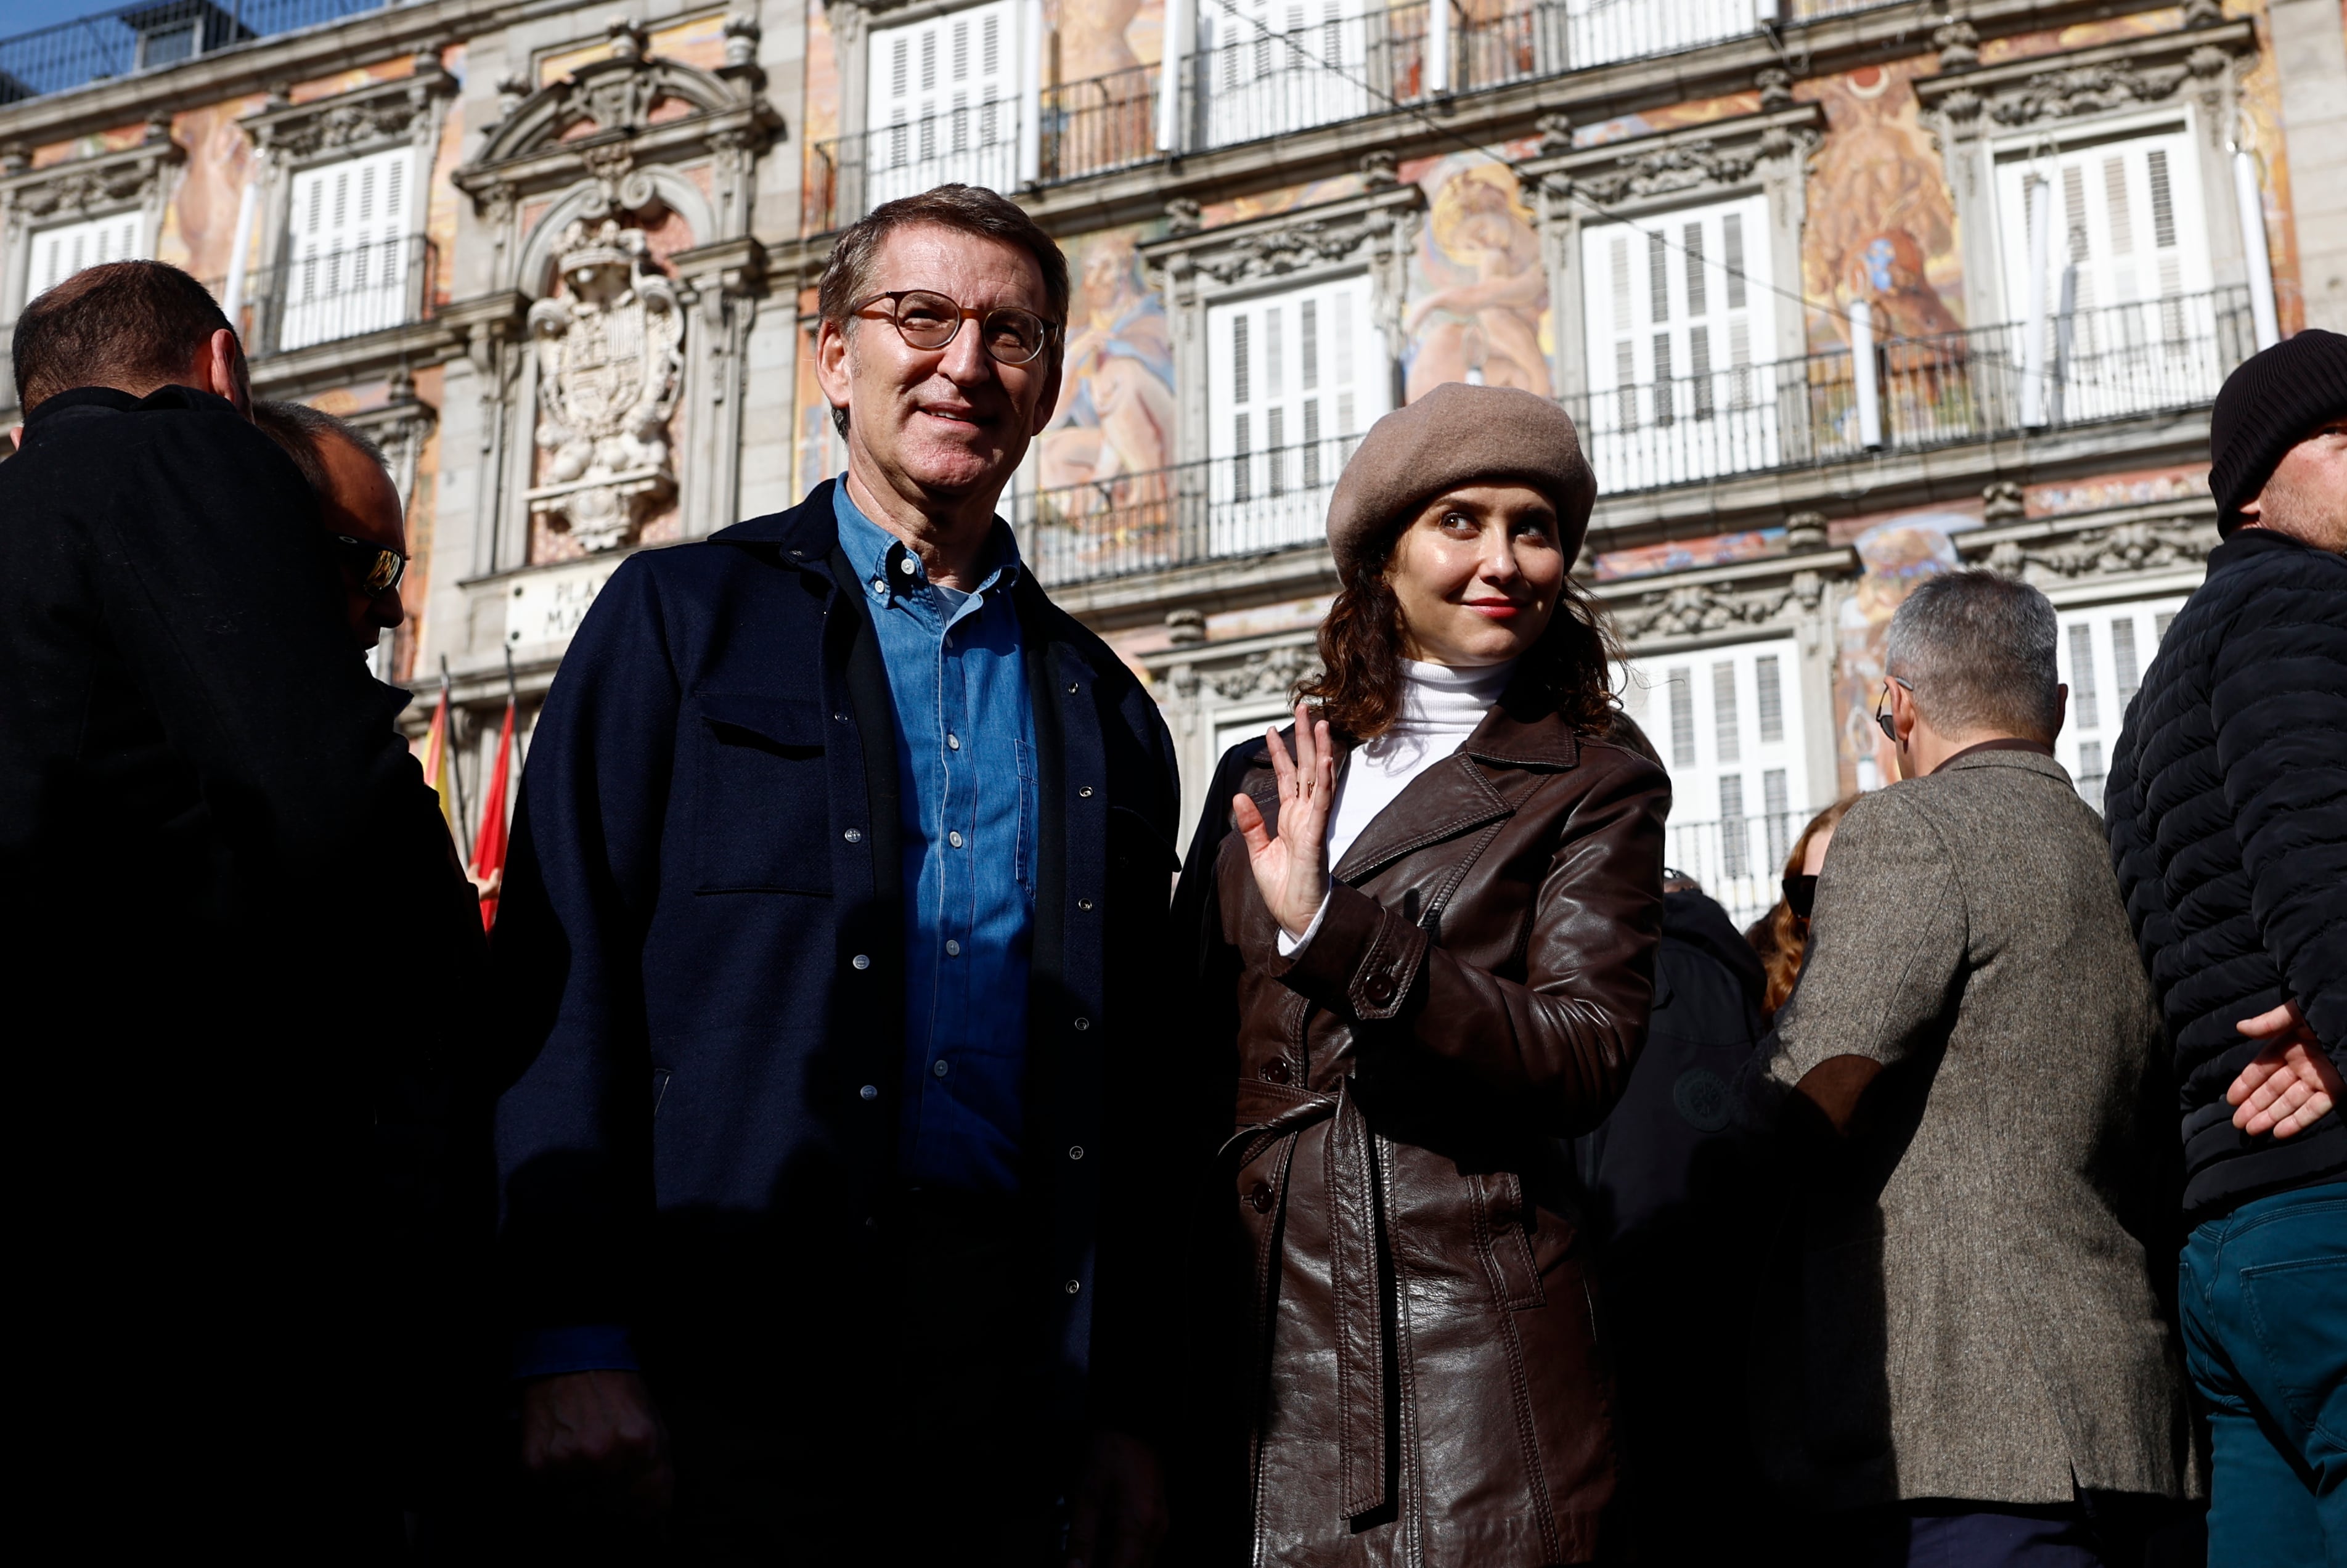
0;183;2340;1568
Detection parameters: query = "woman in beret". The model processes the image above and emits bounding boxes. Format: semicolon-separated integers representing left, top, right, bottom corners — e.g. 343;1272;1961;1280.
1172;382;1668;1566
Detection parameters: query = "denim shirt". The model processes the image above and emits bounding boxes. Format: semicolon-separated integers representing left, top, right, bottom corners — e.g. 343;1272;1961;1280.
833;484;1039;1194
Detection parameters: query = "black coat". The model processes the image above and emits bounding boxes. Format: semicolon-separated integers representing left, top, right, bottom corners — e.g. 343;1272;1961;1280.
491;481;1184;1453
0;386;488;1538
2106;526;2347;1221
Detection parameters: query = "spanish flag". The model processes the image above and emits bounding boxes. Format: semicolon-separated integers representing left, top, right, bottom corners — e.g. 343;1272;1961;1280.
470;696;516;930
418;674;456;836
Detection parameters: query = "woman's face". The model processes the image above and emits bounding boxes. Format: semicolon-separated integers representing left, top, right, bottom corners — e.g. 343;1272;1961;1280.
1386;483;1566;668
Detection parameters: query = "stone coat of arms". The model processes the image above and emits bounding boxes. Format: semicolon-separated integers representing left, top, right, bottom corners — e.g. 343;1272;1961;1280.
525;219;685;552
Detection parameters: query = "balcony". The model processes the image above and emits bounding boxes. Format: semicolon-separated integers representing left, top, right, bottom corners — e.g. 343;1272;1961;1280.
0;0;387;103
1663;811;1816;929
807;99;1029;237
215;232;437;359
1016;287;2254;591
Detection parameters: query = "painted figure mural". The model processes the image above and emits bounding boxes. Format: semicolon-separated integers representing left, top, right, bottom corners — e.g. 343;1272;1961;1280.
1802;62;1963;352
1403;156;1549;401
1039;225;1175;488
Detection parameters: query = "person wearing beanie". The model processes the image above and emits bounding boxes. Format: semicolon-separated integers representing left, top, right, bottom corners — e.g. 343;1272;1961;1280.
2105;329;2347;1564
1167;382;1668;1565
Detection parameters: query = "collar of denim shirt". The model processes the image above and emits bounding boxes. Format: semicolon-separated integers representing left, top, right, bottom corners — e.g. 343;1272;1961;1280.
832;480;1022;618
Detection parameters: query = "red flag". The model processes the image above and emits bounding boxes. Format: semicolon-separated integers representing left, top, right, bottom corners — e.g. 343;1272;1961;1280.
470;698;516;929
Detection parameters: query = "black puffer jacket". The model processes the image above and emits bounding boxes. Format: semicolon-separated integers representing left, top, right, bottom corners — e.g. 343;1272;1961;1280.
2105;528;2347;1221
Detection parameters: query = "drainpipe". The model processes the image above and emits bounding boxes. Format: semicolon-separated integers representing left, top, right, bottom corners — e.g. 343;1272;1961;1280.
1850;298;1882;449
1427;0;1450;96
2232;146;2281;350
1017;0;1043;186
221;171;259;335
1157;0;1190;153
2020;173;2052;428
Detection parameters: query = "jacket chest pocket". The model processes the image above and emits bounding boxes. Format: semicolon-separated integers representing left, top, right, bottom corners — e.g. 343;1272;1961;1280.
692;694;834;896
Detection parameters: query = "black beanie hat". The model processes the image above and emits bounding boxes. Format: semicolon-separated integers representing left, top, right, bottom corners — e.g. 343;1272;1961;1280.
2208;328;2347;533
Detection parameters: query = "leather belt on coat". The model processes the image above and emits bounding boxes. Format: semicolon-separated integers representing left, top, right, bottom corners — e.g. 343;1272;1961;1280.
1225;1073;1390;1522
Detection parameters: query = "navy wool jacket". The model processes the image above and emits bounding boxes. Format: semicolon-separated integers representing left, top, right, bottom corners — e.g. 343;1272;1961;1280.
492;481;1185;1430
2106;526;2347;1220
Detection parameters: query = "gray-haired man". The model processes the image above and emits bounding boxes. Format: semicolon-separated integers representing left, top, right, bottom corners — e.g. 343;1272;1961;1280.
1748;571;2192;1566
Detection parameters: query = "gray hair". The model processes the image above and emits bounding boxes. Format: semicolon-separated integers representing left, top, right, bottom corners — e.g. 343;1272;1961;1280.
251;399;389;499
1884;570;2062;741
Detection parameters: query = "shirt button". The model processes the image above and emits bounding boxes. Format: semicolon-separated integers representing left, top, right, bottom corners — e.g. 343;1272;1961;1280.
851;953;871;970
933;1059;950;1077
897;555;918;576
859;1084;878;1101
949;830;965;848
870;578;886;594
945;939;961;957
844;827;864;843
1073;1016;1090;1031
1068;1146;1085;1161
947;733;961;750
1247;1181;1275;1213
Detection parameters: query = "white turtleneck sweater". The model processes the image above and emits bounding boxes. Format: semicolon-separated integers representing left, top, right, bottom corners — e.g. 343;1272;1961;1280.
1280;658;1516;955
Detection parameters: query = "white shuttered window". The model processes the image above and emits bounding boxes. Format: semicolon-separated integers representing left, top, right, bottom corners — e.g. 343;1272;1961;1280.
1206;274;1385;557
2054;594;2189;812
281;147;414;351
26;211;144;300
1196;0;1371;149
868;2;1021;205
1580;193;1776;489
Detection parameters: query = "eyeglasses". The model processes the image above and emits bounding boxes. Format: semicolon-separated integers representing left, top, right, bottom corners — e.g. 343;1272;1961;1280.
849;290;1061;365
1874;676;1912;745
330;534;406;597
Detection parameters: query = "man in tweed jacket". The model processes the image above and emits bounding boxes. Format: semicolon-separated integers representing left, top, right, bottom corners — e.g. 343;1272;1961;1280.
1751;571;2192;1566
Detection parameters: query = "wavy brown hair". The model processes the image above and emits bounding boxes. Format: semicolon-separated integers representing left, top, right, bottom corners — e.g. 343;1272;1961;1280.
1749;795;1859;1019
1296;527;1623;741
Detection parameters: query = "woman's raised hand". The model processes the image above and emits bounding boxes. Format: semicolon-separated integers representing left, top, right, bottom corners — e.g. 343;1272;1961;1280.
1232;701;1336;939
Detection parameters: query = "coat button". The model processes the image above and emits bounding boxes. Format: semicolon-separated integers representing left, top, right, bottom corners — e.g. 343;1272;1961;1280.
1068;1146;1084;1161
1079;786;1093;798
859;1084;878;1101
1247;1181;1275;1213
1260;1058;1292;1084
1066;682;1079;693
833;711;848;722
1365;971;1397;1005
1065;1278;1082;1294
844;828;863;843
933;1059;951;1077
1078;899;1093;911
1073;1016;1090;1031
851;953;871;970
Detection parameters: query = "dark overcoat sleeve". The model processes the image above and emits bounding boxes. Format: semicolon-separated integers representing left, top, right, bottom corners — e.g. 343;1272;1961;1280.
492;554;680;1334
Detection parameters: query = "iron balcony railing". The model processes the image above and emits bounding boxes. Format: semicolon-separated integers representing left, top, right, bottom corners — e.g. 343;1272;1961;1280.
1040;63;1161;183
1570;285;2255;492
806;98;1030;236
0;0;388;103
219;232;437;357
1015;287;2253;591
1663;811;1819;931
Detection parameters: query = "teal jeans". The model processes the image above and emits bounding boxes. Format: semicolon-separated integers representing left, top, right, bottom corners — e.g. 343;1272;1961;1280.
2181;1181;2347;1566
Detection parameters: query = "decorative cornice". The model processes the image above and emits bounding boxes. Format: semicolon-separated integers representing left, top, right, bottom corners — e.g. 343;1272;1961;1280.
242;47;454;161
1140;182;1425;289
1199;642;1322;703
1514;103;1824;216
1609;579;1798;642
1983;517;2217;583
1;122;181;223
1916;20;2253;131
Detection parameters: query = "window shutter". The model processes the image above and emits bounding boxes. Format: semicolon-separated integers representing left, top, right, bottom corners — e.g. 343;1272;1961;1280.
2054;595;2189;811
281;146;414;350
1208;272;1384;553
868;2;1019;200
27;211;144;299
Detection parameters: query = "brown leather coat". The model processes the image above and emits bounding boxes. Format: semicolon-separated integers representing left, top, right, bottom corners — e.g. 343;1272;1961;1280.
1175;692;1668;1567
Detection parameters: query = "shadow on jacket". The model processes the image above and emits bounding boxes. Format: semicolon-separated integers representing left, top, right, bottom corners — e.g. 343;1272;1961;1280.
1572;886;1783;1564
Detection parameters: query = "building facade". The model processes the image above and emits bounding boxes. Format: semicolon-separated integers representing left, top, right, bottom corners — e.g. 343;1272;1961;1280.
4;0;2343;925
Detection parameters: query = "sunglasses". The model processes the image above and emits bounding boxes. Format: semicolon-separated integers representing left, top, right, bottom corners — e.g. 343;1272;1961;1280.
330;533;406;597
849;290;1061;366
1782;873;1818;920
1874;676;1913;745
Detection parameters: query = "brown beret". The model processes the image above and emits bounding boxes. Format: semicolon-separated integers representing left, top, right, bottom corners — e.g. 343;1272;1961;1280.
1324;382;1598;584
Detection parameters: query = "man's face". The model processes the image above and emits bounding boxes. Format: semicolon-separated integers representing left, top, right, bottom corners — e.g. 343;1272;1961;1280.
316;433;408;650
815;223;1062;506
2242;417;2347;552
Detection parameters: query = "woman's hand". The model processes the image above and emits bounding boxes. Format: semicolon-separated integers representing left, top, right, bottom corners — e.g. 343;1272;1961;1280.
1232;702;1336;939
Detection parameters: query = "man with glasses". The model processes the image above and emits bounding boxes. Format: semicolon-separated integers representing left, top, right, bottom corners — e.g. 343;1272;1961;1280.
1746;571;2192;1567
494;185;1181;1564
253;400;410;653
0;261;487;1553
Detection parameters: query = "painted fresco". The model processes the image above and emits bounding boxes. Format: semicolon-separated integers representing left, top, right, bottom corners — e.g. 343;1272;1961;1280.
1594;526;1786;582
154;96;265;285
2235;3;2306;333
1198;172;1363;229
1574;90;1761;150
425;47;468;308
541;11;728;86
1975;8;2182;68
1800;60;1964;354
1050;0;1166;77
1833;509;1972;793
1400;150;1550;401
2027;464;2206;517
804;3;839;232
1039;223;1177;486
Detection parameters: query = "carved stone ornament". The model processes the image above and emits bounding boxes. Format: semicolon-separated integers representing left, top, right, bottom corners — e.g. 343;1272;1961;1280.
1193;218;1384;285
1932;19;1980;75
247;51;455;160
1988;60;2196;126
2007;519;2218;582
1535;112;1574;157
1206;643;1321;702
1982;480;2025;522
1164;197;1202;235
1614;581;1794;642
1782;510;1829;549
11;158;157;219
525;221;686;552
1755;68;1795;112
1574;140;1763;206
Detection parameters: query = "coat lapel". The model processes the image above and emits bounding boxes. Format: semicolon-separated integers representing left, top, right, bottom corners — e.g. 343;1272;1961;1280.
1326;696;1582;885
